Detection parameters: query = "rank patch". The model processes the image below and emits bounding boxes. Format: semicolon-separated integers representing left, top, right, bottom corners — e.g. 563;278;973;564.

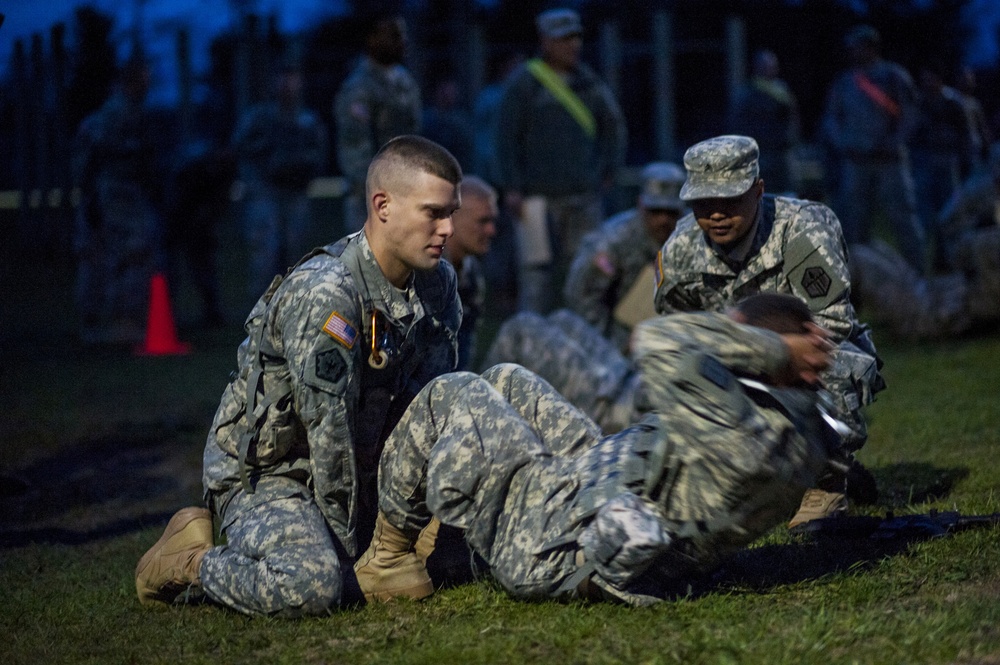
801;266;832;299
322;311;357;348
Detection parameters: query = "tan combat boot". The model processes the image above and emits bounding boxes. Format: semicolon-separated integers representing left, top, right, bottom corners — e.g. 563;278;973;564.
135;507;214;606
354;512;433;603
414;517;441;566
788;488;848;531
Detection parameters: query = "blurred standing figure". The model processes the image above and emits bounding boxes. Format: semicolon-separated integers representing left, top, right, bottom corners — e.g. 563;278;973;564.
950;66;992;178
443;176;499;370
909;65;969;272
821;25;925;273
496;8;627;313
422;76;476;172
335;12;421;232
563;162;686;353
231;64;327;300
729;49;800;194
165;141;237;328
73;55;161;345
472;50;525;185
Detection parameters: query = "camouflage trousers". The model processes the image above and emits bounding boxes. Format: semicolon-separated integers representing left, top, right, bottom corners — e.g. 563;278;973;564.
517;193;603;312
483;309;638;433
242;184;313;299
378;363;828;604
201;476;344;617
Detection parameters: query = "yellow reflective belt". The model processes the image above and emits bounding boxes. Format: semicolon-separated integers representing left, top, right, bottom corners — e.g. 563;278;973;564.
526;58;597;139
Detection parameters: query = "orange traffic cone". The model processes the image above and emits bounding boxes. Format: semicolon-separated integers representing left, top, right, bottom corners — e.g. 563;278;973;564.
135;272;192;356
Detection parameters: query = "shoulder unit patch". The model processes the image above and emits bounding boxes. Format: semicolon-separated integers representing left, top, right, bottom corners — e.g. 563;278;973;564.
801;266;832;299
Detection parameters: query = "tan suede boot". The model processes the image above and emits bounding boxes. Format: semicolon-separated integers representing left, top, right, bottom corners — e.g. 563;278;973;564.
354;513;433;603
135;507;214;606
788;488;848;531
414;517;441;566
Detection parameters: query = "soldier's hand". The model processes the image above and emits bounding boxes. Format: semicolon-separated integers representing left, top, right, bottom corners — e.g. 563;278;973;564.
778;322;833;387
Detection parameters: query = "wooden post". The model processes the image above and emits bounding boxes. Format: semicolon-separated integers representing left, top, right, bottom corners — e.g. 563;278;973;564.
599;20;621;102
726;15;746;108
12;39;31;235
30;34;48;241
51;22;73;255
651;10;675;161
176;27;193;148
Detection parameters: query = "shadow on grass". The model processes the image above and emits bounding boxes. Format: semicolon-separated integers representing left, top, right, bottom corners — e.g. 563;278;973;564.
0;426;205;548
871;462;970;506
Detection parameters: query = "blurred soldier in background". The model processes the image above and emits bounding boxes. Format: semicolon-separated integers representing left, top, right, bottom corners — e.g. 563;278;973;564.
496;8;627;313
73;54;162;345
821;25;925;273
444;176;498;371
653;135;885;529
421;75;475;173
852;146;1000;339
729;49;801;194
164;141;237;328
564;162;686;353
231;63;327;300
909;64;968;272
335;12;421;232
950;66;992;178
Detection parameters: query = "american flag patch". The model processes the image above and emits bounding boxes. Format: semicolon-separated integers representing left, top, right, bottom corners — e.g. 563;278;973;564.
654;251;664;289
322;311;357;348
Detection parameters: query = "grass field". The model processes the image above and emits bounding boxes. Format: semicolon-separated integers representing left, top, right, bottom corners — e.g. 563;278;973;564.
2;222;999;665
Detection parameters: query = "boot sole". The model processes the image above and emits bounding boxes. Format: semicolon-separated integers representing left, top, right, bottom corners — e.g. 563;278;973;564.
135;507;212;606
363;578;435;603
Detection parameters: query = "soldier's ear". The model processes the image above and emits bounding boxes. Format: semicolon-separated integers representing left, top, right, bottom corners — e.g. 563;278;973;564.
373;191;390;222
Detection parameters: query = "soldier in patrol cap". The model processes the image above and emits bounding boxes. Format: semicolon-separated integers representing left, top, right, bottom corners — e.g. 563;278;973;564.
496;6;627;312
653;135;885;529
564;162;687;353
357;293;838;605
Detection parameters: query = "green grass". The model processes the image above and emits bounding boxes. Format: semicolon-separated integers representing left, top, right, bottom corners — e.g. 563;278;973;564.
2;230;999;664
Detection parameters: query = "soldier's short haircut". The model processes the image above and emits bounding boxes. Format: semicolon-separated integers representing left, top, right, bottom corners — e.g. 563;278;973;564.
367;135;462;198
735;292;813;335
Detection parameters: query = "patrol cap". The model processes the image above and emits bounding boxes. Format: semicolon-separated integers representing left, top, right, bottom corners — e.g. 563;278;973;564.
639;162;685;210
536;8;583;39
845;24;880;48
679;135;760;201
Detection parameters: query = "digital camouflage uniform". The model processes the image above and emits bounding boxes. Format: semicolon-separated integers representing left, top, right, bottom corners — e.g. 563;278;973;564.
454;255;486;371
654;195;884;451
199;231;460;617
563;208;662;353
484;306;876;441
334;56;421;231
484;308;637;434
73;91;161;344
378;312;833;605
231;101;328;299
